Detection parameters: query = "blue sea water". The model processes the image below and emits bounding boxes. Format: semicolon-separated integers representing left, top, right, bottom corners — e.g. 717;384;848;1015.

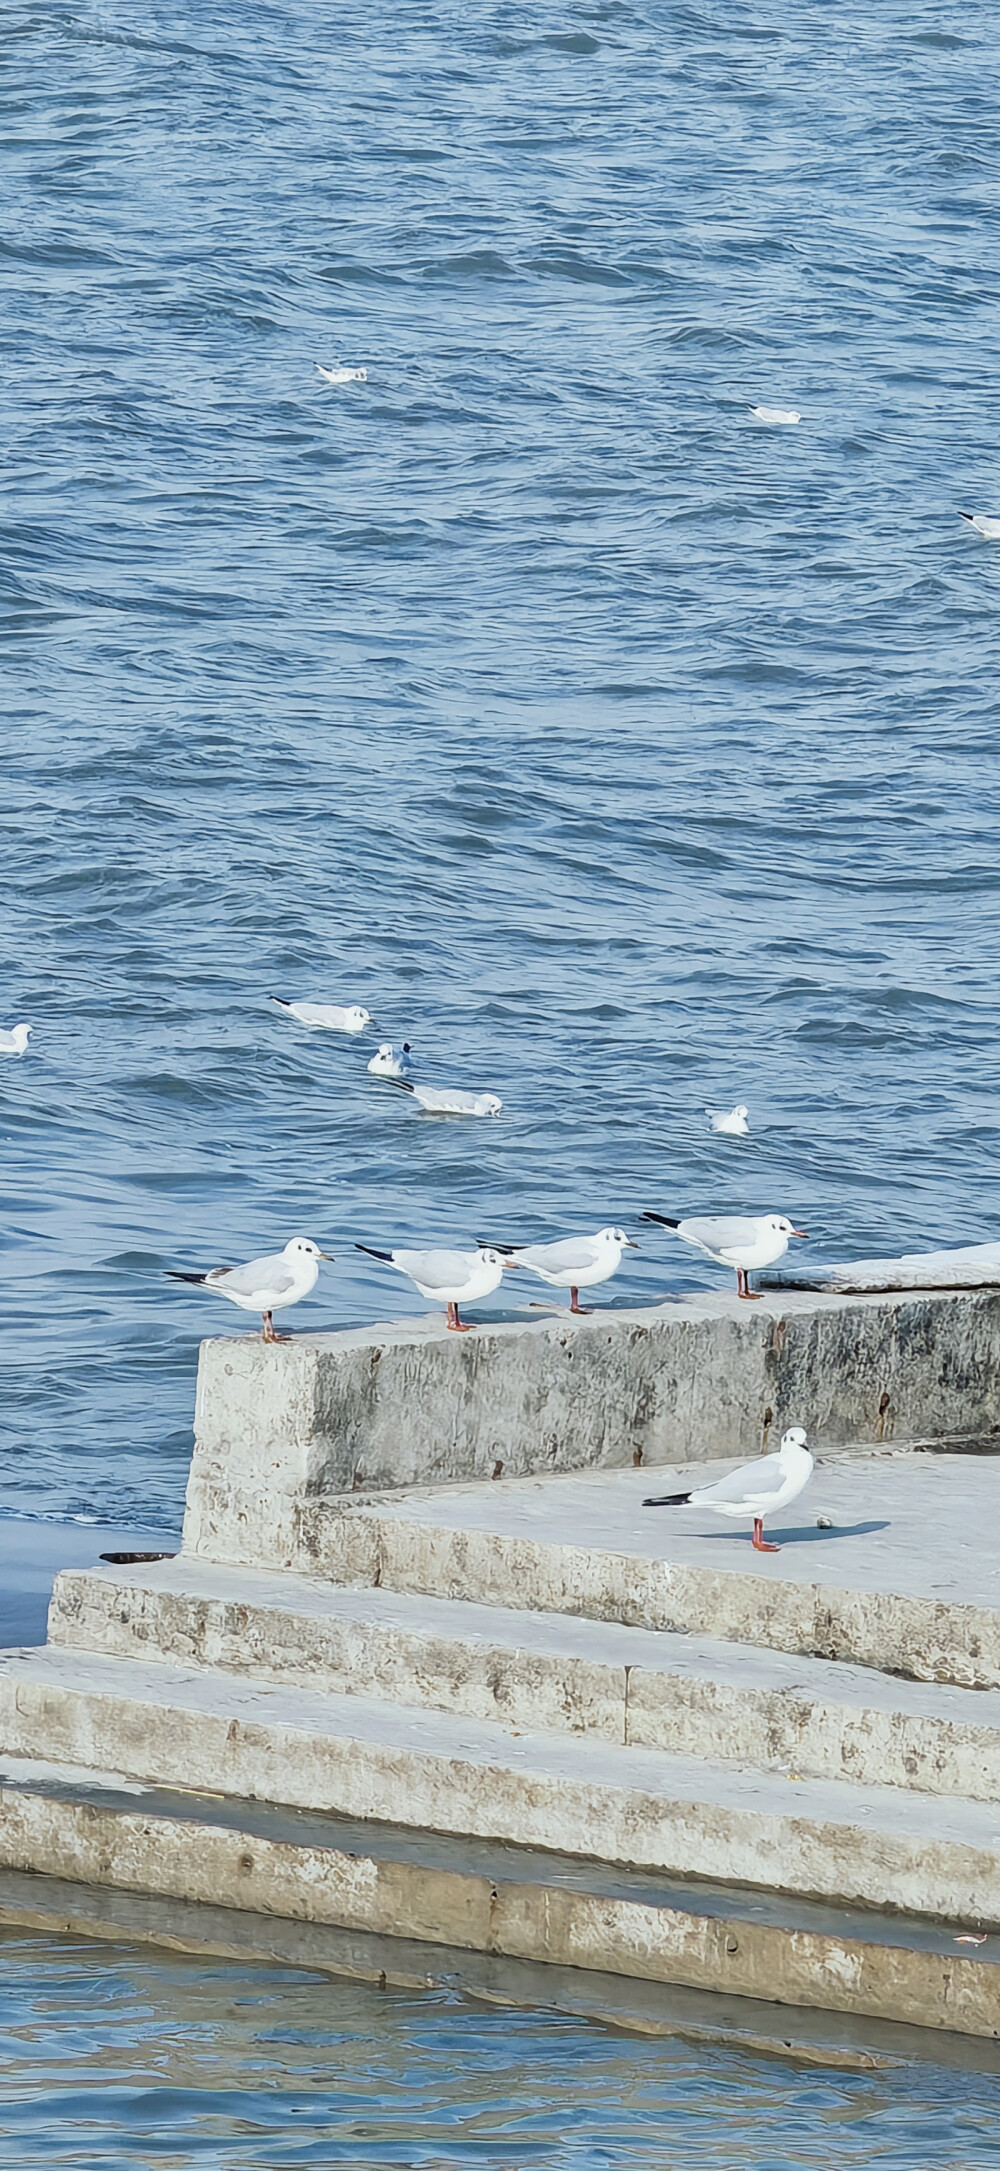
3;0;1000;2142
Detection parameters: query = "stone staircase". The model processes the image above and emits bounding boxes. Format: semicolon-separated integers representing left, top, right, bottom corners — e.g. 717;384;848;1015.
2;1452;1000;2045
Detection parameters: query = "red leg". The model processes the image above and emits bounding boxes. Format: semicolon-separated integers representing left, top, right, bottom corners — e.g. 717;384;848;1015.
737;1267;761;1301
752;1517;779;1553
261;1310;289;1343
568;1286;592;1314
446;1301;472;1333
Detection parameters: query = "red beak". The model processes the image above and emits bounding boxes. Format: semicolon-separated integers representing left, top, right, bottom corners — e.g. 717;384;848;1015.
792;1227;808;1239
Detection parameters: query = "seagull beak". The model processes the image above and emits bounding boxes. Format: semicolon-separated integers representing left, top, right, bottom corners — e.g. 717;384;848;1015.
318;1251;335;1262
792;1228;807;1239
624;1239;639;1249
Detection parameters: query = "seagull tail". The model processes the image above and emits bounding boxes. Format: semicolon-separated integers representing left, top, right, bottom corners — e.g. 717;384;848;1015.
165;1271;209;1285
384;1077;415;1094
642;1490;691;1508
356;1243;395;1263
642;1211;681;1229
959;512;975;522
269;996;293;1008
476;1240;519;1255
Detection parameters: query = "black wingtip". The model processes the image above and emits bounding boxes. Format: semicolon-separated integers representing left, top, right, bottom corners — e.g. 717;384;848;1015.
642;1211;681;1229
165;1271;208;1285
959;512;975;522
642;1491;691;1508
269;995;291;1005
356;1243;394;1263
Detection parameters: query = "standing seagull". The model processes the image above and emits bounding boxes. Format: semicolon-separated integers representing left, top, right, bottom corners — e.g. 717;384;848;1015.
643;1427;814;1553
643;1211;806;1298
356;1243;505;1331
0;1023;32;1057
166;1236;332;1343
483;1227;637;1314
271;997;372;1034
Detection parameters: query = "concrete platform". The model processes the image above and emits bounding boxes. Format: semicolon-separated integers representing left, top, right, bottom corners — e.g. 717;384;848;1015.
48;1555;1000;1799
0;1761;998;2042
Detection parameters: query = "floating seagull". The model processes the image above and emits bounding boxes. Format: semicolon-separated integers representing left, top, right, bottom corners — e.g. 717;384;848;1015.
749;404;801;426
271;997;372;1034
356;1242;505;1331
316;363;368;384
643;1427;813;1553
368;1042;414;1079
707;1104;749;1137
0;1022;32;1057
483;1227;637;1314
394;1081;502;1117
643;1211;806;1298
959;512;1000;541
166;1236;332;1343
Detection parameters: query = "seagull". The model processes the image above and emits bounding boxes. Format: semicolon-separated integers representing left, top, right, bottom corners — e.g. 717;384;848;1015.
643;1426;814;1553
959;513;1000;541
271;997;372;1034
707;1104;749;1137
166;1236;332;1343
749;404;800;425
394;1081;502;1117
643;1211;807;1298
356;1242;505;1331
317;364;368;384
0;1023;32;1057
368;1042;414;1079
482;1227;638;1314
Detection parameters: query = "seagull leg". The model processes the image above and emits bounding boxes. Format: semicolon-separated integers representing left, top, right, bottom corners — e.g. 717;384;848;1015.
736;1267;761;1300
568;1286;592;1314
261;1311;290;1344
752;1518;779;1553
446;1301;472;1333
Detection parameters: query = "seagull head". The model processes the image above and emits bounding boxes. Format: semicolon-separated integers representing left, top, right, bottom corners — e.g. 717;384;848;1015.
779;1426;809;1456
733;1105;749;1120
346;1007;373;1032
769;1214;807;1239
284;1237;334;1263
601;1227;638;1250
477;1247;504;1267
9;1023;32;1050
478;1094;503;1117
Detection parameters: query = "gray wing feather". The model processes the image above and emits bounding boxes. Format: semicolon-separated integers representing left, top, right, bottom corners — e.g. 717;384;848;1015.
211;1255;293;1298
516;1237;600;1274
679;1215;762;1253
692;1453;782;1505
394;1247;475;1289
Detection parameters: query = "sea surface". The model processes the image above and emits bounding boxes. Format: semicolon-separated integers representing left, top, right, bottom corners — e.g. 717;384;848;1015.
3;0;1000;2149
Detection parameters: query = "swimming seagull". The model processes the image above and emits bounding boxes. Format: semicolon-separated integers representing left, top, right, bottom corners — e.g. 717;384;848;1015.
393;1081;502;1117
356;1242;506;1331
707;1104;749;1137
959;513;1000;541
483;1227;638;1314
0;1023;32;1057
368;1042;414;1079
643;1211;806;1298
749;405;801;425
166;1236;333;1343
317;364;368;384
271;997;372;1034
643;1426;813;1553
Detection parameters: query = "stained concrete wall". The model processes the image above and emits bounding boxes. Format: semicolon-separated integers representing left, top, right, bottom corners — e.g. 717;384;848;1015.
183;1287;1000;1570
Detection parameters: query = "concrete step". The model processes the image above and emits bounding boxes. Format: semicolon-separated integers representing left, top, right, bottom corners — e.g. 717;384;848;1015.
48;1555;1000;1803
1;1759;998;2043
274;1453;1000;1690
3;1644;1000;1928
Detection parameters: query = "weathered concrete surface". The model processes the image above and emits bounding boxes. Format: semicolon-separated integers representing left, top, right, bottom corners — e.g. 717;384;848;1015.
764;1242;1000;1295
183;1287;1000;1566
4;1645;1000;1922
251;1450;1000;1691
9;1866;1000;2073
0;1767;997;2039
48;1556;1000;1800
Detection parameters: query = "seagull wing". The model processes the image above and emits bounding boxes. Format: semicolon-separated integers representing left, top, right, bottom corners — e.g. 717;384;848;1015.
515;1237;601;1274
210;1255;294;1298
393;1247;476;1289
691;1453;783;1506
678;1215;762;1255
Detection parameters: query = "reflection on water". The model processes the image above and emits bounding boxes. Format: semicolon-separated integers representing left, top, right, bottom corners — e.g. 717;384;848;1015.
0;1930;997;2168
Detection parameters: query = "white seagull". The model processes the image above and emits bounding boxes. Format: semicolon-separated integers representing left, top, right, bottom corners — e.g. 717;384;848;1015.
317;364;368;384
484;1227;638;1314
368;1042;414;1079
959;513;1000;541
166;1236;332;1343
0;1023;32;1057
395;1082;502;1117
271;997;372;1034
643;1426;814;1553
749;404;801;426
643;1210;807;1298
707;1104;749;1137
356;1242;505;1331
